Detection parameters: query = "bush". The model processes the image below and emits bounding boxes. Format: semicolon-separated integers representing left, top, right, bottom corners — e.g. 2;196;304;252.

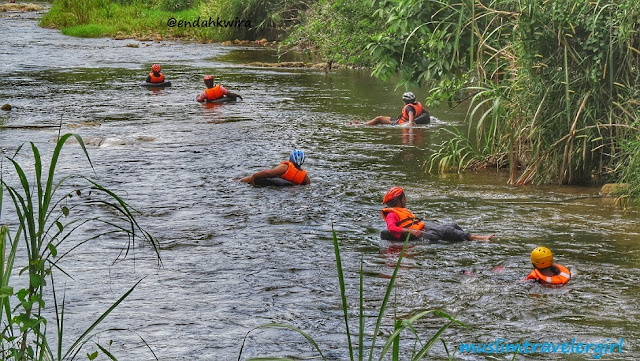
285;0;385;66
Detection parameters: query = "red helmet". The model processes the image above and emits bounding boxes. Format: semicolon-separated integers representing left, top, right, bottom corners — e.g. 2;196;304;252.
383;187;404;204
151;64;161;72
204;75;213;81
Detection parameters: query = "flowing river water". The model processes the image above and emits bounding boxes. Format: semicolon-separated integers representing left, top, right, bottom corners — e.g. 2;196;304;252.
2;5;640;360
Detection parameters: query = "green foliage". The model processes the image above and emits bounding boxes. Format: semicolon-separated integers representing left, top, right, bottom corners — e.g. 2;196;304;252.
284;0;385;66
613;116;640;203
200;0;311;40
237;228;465;360
368;0;480;90
372;0;640;188
160;0;194;11
0;134;160;360
41;0;218;40
61;23;115;37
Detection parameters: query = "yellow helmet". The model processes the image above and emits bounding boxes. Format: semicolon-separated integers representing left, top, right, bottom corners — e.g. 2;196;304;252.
531;247;553;269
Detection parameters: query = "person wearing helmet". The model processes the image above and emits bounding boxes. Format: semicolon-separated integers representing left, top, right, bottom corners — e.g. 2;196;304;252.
240;149;310;186
525;247;571;285
196;75;243;102
355;92;428;126
381;187;494;242
146;64;165;83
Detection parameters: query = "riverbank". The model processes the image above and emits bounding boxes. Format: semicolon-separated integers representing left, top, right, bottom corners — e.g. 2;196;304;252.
40;2;232;41
38;0;381;66
0;3;43;11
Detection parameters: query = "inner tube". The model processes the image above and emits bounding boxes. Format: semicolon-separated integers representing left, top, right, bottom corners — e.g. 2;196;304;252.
253;177;294;187
206;96;237;104
413;112;431;124
141;81;171;87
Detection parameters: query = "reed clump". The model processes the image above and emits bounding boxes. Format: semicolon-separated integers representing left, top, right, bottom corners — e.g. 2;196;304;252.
0;134;160;360
369;0;640;189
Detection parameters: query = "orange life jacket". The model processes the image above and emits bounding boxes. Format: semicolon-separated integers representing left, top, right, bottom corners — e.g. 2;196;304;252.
380;207;425;230
527;264;571;285
280;161;307;185
204;84;224;100
148;72;165;83
398;102;424;124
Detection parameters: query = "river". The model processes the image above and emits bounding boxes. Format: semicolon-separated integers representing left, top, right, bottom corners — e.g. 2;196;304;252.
1;5;639;360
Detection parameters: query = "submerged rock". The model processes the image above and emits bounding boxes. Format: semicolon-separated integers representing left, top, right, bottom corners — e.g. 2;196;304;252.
0;3;44;12
600;183;629;196
62;135;154;147
1;104;11;111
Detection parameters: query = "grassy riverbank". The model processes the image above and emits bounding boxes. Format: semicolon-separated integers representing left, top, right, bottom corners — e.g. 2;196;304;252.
40;1;221;41
39;0;379;65
39;0;307;42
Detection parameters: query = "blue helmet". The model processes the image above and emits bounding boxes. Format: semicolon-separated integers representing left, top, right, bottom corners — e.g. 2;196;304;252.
289;149;305;166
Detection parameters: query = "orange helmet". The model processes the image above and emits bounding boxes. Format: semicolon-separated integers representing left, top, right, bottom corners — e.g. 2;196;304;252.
204;75;213;81
383;187;404;204
151;64;161;72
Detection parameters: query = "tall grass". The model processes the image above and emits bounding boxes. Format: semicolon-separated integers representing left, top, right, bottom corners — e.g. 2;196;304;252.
370;0;640;188
283;0;385;66
237;227;466;360
0;133;160;360
41;0;312;41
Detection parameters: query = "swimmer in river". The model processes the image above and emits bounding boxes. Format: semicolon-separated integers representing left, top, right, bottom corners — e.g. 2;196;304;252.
240;149;310;186
352;92;429;127
196;75;243;102
381;186;495;242
525;246;571;285
146;64;165;84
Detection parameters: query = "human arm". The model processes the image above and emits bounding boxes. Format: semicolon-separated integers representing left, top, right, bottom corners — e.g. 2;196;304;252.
407;105;416;127
219;85;243;100
145;75;152;83
226;91;243;101
301;174;311;185
240;163;288;185
196;90;207;102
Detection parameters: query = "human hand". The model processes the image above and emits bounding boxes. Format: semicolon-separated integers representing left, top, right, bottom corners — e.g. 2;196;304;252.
409;229;423;238
240;176;255;185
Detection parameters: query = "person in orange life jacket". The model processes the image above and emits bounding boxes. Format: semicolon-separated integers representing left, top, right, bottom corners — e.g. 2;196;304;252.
145;64;165;83
381;187;495;242
196;75;243;102
357;92;428;127
525;246;571;285
240;149;310;186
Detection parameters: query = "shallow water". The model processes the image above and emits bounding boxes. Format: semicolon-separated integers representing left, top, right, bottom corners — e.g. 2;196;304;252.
1;5;640;360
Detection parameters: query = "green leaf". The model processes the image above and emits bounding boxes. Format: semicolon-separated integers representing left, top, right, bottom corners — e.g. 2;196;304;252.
87;351;98;360
61;206;69;217
0;286;14;298
48;244;58;258
30;274;45;288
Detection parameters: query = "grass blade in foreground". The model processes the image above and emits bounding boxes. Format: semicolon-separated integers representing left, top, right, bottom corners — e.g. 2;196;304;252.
367;233;410;361
332;224;354;360
237;323;326;361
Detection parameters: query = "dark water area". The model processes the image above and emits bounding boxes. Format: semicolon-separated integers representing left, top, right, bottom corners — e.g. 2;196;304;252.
2;5;640;360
